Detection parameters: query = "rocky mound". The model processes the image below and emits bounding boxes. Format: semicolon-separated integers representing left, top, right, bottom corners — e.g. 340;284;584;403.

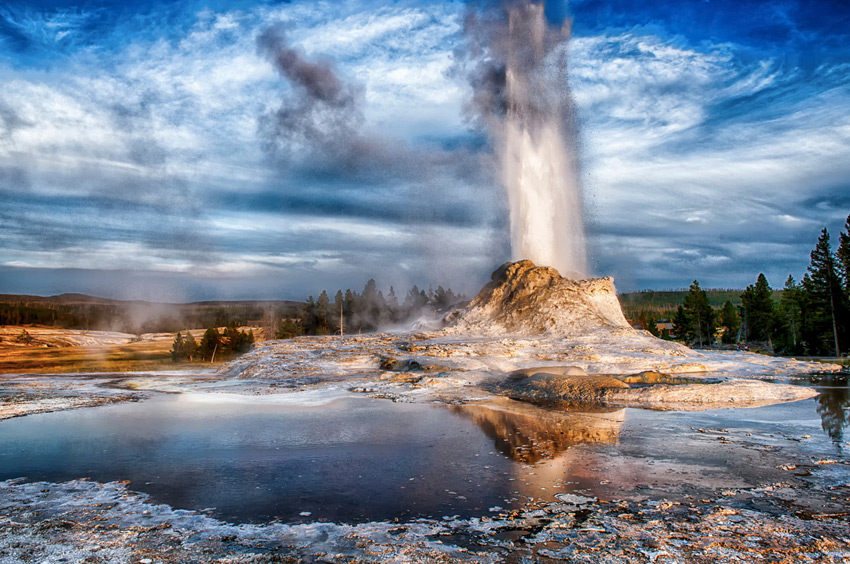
444;260;633;336
493;365;819;412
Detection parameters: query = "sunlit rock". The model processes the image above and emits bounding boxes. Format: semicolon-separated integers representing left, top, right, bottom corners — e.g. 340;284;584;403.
444;260;633;336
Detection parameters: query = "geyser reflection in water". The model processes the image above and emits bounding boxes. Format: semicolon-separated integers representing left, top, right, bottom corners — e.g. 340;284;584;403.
451;397;625;464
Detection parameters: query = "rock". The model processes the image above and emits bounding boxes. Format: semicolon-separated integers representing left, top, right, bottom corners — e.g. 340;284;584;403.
492;365;818;411
444;260;632;336
495;369;630;407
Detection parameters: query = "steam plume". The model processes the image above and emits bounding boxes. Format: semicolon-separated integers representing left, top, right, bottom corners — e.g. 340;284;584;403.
462;0;588;277
256;24;365;169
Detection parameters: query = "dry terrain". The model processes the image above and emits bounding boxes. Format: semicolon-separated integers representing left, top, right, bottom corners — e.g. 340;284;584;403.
0;326;261;374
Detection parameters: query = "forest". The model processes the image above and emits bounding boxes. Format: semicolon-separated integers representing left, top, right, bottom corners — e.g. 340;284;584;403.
272;282;466;338
659;214;850;356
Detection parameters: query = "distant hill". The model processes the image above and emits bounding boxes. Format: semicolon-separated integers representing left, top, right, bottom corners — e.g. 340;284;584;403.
0;293;304;334
618;288;782;322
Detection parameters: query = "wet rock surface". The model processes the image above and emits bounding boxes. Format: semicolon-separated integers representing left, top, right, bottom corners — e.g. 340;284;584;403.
495;368;818;411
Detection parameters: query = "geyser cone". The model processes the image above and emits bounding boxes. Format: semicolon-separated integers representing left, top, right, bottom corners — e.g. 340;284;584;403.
444;260;631;336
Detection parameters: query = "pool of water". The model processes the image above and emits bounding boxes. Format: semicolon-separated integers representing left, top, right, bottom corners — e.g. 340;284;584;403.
0;375;847;524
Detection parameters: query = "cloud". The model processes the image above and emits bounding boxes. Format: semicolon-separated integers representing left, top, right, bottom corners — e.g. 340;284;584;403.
567;30;850;289
0;1;507;299
1;0;849;299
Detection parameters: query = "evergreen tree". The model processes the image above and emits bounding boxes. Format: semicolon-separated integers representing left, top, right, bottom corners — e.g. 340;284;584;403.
199;327;221;361
434;285;458;309
275;318;301;339
838;213;850;295
740;273;774;345
801;228;847;355
679;280;715;347
223;322;241;355
171;332;185;362
344;289;356;319
646;316;660;337
316;290;330;334
672;305;688;342
718;301;741;344
302;296;318;335
183;331;198;361
775;275;803;354
235;329;254;354
386;286;399;321
404;285;427;310
334;290;344;329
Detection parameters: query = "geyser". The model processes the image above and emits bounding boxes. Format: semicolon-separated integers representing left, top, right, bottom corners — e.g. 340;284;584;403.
466;1;587;277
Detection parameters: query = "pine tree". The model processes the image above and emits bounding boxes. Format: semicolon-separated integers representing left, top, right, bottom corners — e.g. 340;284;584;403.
672;306;688;342
275;319;301;339
199;327;221;362
838;213;850;295
334;290;344;329
344;289;356;319
718;301;740;344
646;316;660;337
740;273;774;345
183;331;198;361
302;296;318;335
316;290;330;334
234;329;254;354
386;286;399;322
171;332;185;362
681;280;715;347
801;228;846;356
775;275;803;354
223;322;241;355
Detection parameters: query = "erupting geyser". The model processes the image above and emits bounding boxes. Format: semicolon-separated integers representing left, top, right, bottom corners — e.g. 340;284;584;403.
504;3;586;277
466;0;587;277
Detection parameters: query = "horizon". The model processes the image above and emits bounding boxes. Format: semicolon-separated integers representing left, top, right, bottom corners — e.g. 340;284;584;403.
0;279;771;305
2;0;849;301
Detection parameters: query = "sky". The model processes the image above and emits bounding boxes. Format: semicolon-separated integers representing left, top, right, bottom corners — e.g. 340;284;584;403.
1;0;849;301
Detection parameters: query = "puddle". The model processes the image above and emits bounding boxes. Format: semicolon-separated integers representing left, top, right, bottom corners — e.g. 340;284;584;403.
0;377;848;525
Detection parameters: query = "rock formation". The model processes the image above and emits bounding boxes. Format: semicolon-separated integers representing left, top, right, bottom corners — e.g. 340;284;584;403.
444;260;632;336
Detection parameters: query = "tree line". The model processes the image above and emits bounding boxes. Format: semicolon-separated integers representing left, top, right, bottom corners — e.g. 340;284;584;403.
671;214;850;356
171;322;255;362
274;280;466;338
0;299;299;335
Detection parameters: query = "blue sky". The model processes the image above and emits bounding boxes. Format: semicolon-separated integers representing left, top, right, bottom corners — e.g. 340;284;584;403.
1;0;849;301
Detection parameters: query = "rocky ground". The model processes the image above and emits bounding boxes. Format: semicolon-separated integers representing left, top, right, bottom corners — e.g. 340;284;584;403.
0;328;838;418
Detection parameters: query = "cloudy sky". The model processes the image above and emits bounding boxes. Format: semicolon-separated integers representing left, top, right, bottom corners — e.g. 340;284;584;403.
1;0;849;301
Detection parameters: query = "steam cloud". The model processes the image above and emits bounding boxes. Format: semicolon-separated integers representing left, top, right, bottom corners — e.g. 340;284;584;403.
460;0;588;277
255;22;507;287
256;25;367;170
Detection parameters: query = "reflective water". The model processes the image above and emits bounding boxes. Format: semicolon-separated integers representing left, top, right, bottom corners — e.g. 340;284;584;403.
0;377;847;524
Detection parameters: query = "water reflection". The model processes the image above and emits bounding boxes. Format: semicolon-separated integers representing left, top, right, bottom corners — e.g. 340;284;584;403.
812;374;850;446
451;398;625;463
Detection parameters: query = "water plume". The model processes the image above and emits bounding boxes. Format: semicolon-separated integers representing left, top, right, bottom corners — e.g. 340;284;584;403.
463;0;587;277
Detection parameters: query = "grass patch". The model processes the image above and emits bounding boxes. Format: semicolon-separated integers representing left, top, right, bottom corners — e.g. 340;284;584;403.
0;340;225;374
